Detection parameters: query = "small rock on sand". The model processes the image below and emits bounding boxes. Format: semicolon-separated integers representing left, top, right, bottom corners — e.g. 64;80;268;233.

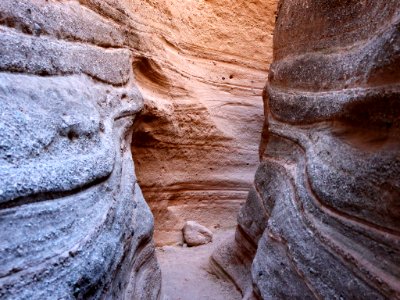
183;221;213;247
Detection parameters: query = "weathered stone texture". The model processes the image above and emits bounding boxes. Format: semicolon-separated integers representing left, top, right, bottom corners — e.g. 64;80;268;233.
0;1;160;299
212;0;400;298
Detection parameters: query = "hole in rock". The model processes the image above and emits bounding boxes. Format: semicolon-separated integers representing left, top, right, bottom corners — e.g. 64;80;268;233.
67;130;79;141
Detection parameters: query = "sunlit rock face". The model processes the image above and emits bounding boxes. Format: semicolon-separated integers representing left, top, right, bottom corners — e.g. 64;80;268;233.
0;1;160;299
212;0;400;298
129;0;279;245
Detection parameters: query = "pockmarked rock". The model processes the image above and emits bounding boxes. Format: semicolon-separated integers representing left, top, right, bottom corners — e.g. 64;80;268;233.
212;0;400;298
183;221;213;247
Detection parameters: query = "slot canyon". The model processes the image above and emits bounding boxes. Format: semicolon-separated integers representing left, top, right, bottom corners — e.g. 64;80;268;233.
0;1;399;300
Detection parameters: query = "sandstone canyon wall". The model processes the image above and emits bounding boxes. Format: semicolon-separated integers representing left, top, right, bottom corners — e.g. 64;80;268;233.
0;1;161;299
213;0;400;298
129;0;278;245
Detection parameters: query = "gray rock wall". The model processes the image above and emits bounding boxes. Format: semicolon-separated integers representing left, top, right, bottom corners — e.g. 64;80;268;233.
212;1;400;298
0;1;161;299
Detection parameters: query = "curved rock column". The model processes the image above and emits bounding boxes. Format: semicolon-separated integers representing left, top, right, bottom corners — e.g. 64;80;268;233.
213;0;400;298
0;1;161;299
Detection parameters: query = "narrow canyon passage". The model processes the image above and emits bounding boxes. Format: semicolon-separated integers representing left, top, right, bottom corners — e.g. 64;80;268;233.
130;0;278;246
0;1;399;299
128;0;279;297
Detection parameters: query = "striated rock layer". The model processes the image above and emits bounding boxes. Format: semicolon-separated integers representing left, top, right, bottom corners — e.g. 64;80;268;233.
129;0;278;245
212;0;400;298
0;1;160;299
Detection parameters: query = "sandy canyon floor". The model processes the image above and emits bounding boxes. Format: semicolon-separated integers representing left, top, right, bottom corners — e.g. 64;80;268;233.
156;229;241;300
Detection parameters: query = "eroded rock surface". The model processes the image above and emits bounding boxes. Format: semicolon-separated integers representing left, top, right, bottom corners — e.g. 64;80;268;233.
130;0;279;245
0;1;160;299
212;1;400;298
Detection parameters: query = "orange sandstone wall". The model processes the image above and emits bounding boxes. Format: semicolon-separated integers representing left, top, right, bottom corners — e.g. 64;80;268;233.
129;0;279;245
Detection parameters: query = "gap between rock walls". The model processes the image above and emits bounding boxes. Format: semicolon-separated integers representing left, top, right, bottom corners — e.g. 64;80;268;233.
129;0;279;248
129;1;279;298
